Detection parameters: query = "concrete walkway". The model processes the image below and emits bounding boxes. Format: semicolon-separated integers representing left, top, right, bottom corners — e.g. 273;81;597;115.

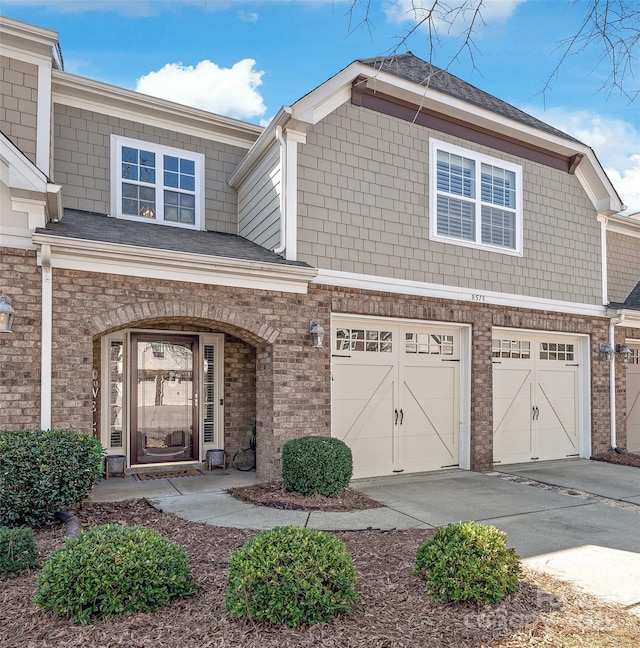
92;458;640;615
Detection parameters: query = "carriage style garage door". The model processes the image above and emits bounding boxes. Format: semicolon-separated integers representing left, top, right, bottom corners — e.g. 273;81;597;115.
331;318;461;479
625;344;640;453
492;331;580;465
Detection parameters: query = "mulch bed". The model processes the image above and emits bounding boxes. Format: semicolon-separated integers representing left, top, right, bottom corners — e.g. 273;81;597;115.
228;480;384;511
2;499;639;648
591;450;640;468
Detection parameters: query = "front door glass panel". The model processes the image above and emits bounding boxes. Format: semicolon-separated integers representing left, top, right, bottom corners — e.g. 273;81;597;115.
132;334;198;464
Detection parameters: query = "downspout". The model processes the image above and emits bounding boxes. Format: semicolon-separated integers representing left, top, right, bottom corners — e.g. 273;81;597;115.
273;125;286;255
609;313;625;452
40;243;52;430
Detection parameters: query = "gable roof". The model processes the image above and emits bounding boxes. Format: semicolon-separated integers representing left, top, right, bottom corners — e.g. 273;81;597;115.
358;53;581;144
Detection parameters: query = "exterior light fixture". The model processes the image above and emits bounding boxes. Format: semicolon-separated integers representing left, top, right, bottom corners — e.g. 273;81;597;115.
309;320;325;349
598;342;614;363
0;294;15;333
616;344;632;364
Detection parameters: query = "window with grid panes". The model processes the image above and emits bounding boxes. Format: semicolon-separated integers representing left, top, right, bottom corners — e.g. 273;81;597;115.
430;138;522;255
111;135;204;229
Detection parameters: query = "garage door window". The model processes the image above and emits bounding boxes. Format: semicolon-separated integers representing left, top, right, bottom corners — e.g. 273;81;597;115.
335;328;393;352
492;339;531;359
540;342;574;361
406;332;454;355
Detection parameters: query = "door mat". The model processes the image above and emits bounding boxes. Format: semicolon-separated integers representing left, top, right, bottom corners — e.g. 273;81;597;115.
133;469;204;481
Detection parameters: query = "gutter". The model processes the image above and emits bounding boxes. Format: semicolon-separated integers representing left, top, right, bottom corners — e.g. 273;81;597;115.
273;125;286;255
609;313;625;452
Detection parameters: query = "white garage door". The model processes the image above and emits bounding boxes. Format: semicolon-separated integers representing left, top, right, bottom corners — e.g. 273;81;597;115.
492;332;580;464
625;345;640;453
332;319;461;479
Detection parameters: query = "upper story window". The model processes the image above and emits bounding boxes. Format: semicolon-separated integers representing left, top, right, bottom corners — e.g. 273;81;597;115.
111;135;205;229
429;139;523;256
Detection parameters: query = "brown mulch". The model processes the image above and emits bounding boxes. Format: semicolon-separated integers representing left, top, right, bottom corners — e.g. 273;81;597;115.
591;450;640;468
228;480;384;511
2;500;639;648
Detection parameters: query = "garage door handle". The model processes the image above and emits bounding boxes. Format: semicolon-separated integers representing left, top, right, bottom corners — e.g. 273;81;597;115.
395;408;398;424
399;408;404;424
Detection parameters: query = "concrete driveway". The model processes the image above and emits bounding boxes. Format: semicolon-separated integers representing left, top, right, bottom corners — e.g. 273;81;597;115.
354;459;640;613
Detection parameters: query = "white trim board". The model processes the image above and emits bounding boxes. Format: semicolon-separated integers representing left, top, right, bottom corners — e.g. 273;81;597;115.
315;269;608;317
32;234;317;294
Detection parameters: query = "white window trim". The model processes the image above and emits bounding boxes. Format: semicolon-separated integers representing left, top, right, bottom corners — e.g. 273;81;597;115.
110;134;205;230
429;138;523;256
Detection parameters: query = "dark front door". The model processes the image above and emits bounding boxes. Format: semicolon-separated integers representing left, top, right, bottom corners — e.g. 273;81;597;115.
131;333;199;464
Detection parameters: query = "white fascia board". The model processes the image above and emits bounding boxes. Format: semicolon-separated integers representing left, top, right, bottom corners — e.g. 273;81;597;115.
32;233;317;294
52;71;262;150
314;268;608;318
608;309;640;328
604;214;640;238
229;106;292;187
0;133;47;192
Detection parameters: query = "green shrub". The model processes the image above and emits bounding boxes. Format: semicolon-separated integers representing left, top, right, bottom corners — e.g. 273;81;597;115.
415;521;521;604
0;526;39;577
225;525;358;628
0;429;104;528
34;524;197;623
281;436;353;497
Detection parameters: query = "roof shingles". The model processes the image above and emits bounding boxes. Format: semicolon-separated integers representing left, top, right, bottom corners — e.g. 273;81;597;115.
36;210;310;268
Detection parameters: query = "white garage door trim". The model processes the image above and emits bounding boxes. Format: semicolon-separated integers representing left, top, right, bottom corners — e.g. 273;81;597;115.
331;314;471;478
624;340;640;453
492;328;591;464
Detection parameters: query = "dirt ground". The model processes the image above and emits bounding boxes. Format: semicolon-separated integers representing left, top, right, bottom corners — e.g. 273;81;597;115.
2;484;639;647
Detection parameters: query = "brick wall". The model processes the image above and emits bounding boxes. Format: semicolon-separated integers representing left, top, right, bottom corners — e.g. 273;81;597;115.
45;267;330;480
2;247;615;478
0;247;42;429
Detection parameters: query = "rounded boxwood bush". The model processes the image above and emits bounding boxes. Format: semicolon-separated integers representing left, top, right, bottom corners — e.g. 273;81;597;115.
0;429;104;528
415;521;521;604
225;525;358;628
0;526;39;577
34;524;197;623
281;436;353;497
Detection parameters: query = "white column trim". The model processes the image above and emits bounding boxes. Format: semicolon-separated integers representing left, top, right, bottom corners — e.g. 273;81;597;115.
598;215;608;305
37;61;52;177
40;243;52;429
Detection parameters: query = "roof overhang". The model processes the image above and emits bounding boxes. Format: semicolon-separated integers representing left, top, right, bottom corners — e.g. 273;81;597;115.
607;309;640;329
31;232;317;294
52;71;263;150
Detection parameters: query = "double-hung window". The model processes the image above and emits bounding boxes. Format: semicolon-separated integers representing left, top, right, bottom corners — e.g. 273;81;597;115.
429;139;522;255
111;135;205;230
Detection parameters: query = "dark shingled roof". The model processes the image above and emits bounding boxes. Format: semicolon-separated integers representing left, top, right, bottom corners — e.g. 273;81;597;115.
358;53;582;144
36;210;311;268
610;280;640;311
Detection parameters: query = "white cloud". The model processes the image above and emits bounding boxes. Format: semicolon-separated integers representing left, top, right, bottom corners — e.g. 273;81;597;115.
135;59;267;120
238;10;258;23
526;106;640;215
384;0;526;34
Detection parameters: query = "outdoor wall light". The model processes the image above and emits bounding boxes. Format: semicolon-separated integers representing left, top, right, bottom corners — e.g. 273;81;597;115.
598;342;614;363
616;344;632;364
309;320;325;349
0;294;15;333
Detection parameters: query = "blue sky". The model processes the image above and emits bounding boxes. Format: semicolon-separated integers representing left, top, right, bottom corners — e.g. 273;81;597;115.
2;0;639;212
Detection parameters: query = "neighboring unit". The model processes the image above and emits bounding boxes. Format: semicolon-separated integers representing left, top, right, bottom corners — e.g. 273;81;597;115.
2;15;639;481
